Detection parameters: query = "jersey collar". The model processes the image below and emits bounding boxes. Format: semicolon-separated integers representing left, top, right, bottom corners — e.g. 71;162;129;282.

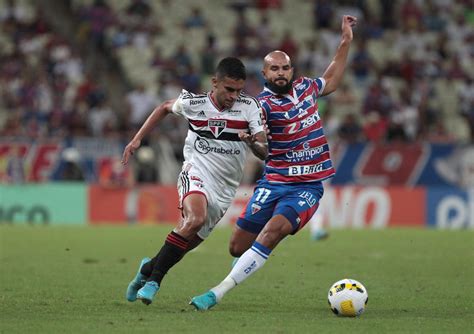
208;92;225;112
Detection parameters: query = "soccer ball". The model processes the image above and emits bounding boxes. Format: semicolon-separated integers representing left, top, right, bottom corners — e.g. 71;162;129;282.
328;278;368;317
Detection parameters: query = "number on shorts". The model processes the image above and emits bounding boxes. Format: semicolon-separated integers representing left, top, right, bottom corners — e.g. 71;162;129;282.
255;188;271;203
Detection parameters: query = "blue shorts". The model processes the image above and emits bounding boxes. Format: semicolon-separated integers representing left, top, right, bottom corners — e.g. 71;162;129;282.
237;179;324;234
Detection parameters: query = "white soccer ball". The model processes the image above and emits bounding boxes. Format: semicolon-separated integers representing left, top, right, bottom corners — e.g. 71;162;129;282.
328;278;368;317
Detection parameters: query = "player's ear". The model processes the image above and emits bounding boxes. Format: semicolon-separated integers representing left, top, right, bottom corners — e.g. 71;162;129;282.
211;76;218;88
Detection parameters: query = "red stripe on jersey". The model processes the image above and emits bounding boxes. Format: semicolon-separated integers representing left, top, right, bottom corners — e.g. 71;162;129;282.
267;152;332;168
265;168;335;183
270;136;328;155
188;118;249;129
270;123;318;141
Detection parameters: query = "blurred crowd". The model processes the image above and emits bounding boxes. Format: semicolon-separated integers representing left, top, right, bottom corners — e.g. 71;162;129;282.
1;0;473;154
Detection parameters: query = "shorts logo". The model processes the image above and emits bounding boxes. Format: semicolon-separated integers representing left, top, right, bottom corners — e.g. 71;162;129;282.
251;203;261;214
193;181;203;188
299;191;317;206
298;200;306;207
208;120;227;138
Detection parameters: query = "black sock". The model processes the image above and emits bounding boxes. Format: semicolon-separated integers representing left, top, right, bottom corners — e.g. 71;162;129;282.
143;231;189;285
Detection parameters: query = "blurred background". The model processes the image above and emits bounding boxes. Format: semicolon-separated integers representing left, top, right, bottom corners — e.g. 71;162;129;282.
0;0;473;229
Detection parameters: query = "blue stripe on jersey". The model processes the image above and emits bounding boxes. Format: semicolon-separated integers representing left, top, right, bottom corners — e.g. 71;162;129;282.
271;128;324;150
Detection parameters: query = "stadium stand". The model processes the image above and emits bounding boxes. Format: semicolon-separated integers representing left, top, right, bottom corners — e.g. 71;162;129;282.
1;0;473;183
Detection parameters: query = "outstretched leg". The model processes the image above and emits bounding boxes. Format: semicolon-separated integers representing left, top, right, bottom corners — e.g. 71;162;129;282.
137;193;208;305
191;214;292;310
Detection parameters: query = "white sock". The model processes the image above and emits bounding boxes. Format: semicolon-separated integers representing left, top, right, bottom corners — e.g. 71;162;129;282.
210;241;272;302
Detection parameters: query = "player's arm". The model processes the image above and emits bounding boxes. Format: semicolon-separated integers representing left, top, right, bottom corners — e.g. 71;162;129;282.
122;99;176;164
239;130;268;160
321;15;357;96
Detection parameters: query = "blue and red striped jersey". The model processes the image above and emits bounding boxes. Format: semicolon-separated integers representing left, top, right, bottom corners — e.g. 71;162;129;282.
258;76;335;183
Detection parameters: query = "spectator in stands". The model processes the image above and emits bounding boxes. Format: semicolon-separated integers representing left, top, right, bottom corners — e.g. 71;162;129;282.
79;0;115;51
99;156;134;188
254;13;273;57
200;33;218;75
126;0;152;20
60;147;85;182
126;84;158;130
135;146;159;183
183;7;207;29
351;39;372;84
338;113;362;144
255;0;282;11
278;30;299;61
88;98;117;137
458;77;474;141
363;111;387;142
4;144;26;184
313;0;334;29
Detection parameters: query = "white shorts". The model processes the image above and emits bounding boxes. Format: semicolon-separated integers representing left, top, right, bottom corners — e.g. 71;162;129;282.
177;164;235;239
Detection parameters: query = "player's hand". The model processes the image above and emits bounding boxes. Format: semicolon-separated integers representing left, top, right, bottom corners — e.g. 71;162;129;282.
238;131;257;146
341;15;357;41
262;118;272;140
122;138;141;165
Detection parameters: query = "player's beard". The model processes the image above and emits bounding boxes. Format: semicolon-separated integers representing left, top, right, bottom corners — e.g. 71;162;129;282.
267;78;293;95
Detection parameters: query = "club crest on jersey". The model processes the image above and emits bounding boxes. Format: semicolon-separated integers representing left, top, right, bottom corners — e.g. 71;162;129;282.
208;120;227;138
251;203;261;214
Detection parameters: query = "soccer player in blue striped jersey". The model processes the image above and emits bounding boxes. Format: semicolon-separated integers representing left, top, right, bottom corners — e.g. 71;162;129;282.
191;15;357;311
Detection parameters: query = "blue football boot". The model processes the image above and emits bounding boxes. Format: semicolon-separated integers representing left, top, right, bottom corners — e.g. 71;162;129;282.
190;291;217;311
126;257;151;302
137;281;160;305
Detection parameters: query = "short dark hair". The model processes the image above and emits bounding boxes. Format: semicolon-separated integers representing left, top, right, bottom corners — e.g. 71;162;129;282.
215;57;246;81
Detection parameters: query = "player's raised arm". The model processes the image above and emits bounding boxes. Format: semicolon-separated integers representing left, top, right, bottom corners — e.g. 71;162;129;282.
122;99;176;164
321;15;357;96
238;130;268;160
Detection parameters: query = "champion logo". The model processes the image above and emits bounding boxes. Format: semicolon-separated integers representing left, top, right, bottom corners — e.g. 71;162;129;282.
197;111;206;117
208;119;226;138
251;203;261;214
298;200;306;207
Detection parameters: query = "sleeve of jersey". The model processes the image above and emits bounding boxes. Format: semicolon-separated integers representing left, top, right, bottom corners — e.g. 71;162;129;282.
314;77;326;97
248;102;265;135
171;89;188;117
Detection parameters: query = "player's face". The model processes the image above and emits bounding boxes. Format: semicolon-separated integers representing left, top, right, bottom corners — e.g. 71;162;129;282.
211;76;245;110
262;54;294;93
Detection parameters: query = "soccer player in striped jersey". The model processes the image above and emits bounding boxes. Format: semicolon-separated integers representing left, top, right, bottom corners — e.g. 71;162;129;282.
122;57;268;305
191;15;357;310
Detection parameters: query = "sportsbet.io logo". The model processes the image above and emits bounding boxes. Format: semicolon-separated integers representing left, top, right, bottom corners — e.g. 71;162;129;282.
194;137;241;155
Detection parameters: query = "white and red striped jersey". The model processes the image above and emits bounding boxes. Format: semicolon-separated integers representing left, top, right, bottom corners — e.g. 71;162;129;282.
259;77;335;183
172;89;264;190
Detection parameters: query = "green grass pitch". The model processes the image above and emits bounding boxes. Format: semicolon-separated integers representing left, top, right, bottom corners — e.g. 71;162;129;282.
1;225;473;333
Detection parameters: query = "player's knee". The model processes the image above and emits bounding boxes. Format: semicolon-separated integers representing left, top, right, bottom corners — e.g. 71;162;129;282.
228;242;245;257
